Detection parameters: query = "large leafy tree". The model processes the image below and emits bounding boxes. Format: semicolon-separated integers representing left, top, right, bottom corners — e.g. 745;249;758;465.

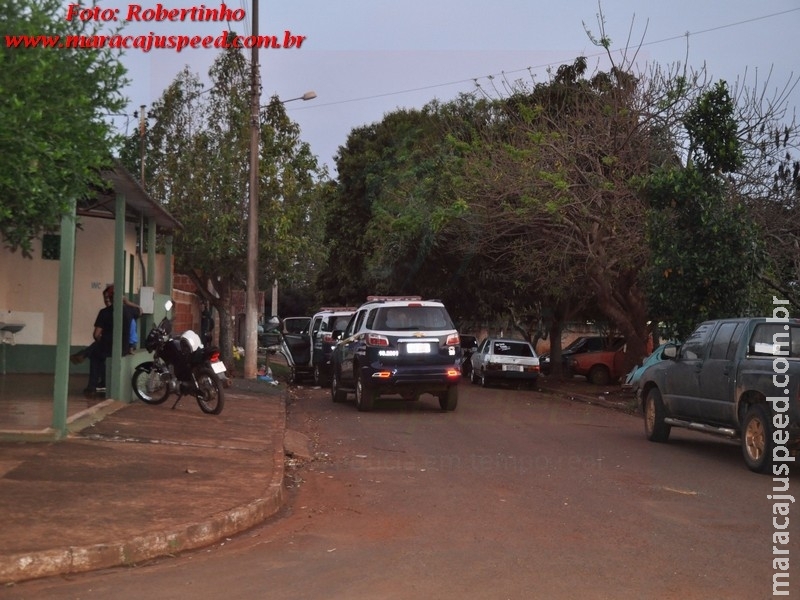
120;46;327;364
259;96;328;304
645;82;766;337
319;105;463;310
317;97;537;328
316;13;798;365
1;0;127;255
450;57;659;370
733;81;800;311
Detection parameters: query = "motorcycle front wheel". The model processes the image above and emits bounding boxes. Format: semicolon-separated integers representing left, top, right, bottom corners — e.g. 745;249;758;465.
195;367;224;415
131;364;170;404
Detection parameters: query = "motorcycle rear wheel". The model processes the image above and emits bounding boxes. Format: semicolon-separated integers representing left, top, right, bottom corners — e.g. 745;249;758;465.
196;367;225;415
131;365;170;404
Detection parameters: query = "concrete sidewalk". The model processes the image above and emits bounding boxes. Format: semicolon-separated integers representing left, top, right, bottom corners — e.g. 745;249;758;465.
0;379;291;584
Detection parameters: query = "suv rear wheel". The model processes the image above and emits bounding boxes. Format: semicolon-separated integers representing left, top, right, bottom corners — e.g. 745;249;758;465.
438;387;458;411
355;373;375;411
331;370;347;403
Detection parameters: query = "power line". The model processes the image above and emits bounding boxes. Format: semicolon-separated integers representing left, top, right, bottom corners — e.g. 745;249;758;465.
290;7;800;111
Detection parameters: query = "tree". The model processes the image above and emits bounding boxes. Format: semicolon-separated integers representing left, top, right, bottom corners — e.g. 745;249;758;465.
731;78;800;312
317;97;540;328
351;104;473;315
120;46;327;366
451;56;657;371
259;96;328;308
645;82;767;337
1;0;128;255
315;10;798;364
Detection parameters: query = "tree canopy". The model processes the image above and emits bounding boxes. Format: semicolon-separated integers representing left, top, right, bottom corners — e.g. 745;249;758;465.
119;46;327;362
1;0;128;255
314;45;798;371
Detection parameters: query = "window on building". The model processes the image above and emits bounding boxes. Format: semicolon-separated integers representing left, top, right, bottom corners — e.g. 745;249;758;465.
41;234;60;260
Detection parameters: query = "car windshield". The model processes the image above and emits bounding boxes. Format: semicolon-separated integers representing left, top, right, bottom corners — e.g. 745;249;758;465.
492;341;534;357
564;337;589;351
375;306;454;331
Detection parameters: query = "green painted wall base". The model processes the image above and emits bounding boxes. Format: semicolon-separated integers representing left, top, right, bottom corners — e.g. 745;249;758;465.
1;344;149;403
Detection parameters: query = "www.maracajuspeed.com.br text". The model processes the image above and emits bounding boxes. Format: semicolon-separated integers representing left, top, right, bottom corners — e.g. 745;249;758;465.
5;30;307;53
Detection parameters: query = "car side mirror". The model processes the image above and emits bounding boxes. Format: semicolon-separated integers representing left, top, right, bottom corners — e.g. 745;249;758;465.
662;344;678;360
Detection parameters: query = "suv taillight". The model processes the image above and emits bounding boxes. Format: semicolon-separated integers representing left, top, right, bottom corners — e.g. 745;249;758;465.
323;332;333;343
445;333;460;346
366;333;389;347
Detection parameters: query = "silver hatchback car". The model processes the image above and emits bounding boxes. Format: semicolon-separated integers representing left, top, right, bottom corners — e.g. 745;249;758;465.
469;337;540;388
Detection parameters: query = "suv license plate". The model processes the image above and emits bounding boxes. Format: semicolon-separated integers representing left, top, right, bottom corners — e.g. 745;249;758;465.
503;365;523;372
405;343;431;354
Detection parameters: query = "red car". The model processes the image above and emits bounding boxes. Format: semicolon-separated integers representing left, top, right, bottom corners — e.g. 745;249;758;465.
567;339;626;385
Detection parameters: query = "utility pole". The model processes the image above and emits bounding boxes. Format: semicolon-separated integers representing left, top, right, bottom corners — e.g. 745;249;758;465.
244;0;260;379
139;104;146;187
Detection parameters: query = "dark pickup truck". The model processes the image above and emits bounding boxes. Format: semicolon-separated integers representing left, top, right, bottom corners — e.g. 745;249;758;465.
637;317;800;473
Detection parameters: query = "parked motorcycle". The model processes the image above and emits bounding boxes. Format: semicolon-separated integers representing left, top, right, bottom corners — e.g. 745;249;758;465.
131;300;226;414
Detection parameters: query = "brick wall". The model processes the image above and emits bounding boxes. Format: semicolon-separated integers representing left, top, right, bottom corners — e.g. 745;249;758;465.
173;288;197;334
171;273;264;344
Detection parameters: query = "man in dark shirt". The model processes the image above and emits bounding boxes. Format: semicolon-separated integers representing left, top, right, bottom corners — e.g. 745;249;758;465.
83;285;141;396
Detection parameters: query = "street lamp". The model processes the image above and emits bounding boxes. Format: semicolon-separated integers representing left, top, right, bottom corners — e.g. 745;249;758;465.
243;84;317;379
282;91;317;103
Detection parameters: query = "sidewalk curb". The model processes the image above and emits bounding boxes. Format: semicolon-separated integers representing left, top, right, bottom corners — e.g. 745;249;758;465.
537;385;639;415
0;399;127;443
0;395;287;584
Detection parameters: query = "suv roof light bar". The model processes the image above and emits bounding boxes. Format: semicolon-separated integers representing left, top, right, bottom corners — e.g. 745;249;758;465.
365;295;423;302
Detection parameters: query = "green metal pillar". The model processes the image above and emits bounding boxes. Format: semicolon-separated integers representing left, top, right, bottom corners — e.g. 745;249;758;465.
52;202;77;436
147;216;156;287
143;216;157;334
164;234;173;295
110;193;127;401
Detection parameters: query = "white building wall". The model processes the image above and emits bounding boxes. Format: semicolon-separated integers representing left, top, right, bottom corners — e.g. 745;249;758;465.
0;215;162;347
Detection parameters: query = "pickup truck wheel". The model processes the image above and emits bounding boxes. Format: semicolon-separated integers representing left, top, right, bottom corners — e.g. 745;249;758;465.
742;404;774;474
588;365;611;386
438;386;458;411
355;374;375;412
644;388;671;442
331;370;347;403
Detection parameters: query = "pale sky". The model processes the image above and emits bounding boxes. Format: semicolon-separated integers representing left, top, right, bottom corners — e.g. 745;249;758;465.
111;0;800;175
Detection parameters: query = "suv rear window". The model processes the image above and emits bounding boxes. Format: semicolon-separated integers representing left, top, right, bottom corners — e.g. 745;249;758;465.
373;306;454;331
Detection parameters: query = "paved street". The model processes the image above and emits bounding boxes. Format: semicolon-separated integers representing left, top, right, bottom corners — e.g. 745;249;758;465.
9;380;799;599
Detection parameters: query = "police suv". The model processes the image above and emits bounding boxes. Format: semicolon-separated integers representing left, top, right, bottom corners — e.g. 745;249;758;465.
329;296;462;411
